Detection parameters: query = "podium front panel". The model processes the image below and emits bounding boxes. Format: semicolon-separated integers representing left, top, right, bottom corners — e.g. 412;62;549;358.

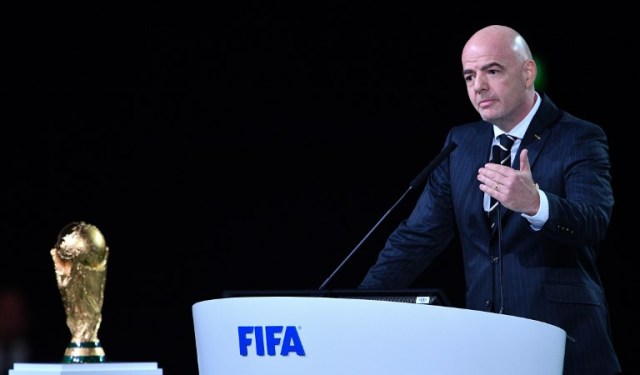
193;296;566;375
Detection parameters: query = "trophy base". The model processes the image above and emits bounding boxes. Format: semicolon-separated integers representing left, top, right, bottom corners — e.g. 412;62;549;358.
63;341;106;363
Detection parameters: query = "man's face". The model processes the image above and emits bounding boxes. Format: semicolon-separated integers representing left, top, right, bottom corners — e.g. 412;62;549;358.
462;43;530;130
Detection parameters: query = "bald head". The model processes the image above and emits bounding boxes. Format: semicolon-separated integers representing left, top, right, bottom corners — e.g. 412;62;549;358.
463;25;532;65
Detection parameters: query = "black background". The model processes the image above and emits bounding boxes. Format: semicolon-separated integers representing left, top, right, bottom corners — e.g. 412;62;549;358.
2;4;636;374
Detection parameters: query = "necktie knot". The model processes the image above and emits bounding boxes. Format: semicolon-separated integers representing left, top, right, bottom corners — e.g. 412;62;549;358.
493;134;516;167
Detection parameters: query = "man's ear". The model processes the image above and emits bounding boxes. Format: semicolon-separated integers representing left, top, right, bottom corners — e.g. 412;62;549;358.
524;59;537;87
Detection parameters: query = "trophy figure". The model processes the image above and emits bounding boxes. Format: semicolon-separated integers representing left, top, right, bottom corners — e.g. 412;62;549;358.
50;221;109;363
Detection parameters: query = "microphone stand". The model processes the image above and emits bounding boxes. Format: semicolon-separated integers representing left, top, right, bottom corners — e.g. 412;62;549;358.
319;142;457;290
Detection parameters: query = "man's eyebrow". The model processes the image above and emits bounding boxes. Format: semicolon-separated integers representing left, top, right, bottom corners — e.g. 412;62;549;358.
480;62;505;71
462;62;505;76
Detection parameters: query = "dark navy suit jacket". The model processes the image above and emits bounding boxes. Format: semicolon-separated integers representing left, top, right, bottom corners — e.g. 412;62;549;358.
360;92;621;374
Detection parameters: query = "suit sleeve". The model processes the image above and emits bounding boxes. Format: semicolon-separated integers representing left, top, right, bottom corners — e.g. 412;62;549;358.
541;121;613;245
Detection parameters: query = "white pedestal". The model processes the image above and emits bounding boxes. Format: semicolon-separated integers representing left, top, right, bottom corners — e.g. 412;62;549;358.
9;362;162;375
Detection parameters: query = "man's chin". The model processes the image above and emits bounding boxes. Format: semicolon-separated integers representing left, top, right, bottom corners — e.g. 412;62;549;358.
478;109;498;123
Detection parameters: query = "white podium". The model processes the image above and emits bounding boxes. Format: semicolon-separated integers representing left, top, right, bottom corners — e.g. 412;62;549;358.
193;296;566;375
9;362;162;375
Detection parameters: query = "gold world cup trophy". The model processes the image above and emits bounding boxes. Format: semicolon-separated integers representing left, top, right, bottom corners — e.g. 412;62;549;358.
50;221;109;363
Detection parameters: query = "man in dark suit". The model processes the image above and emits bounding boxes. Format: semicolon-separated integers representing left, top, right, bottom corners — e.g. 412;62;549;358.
358;25;621;374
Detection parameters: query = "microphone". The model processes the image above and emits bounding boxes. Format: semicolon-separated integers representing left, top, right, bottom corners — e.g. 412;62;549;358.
318;141;458;290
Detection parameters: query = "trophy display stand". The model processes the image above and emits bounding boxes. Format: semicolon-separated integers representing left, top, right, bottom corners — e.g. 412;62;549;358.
9;362;163;375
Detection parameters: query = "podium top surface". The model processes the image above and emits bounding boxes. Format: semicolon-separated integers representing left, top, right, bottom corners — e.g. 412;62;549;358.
221;288;452;306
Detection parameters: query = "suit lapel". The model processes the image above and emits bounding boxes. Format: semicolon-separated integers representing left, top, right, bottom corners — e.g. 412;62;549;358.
513;92;561;171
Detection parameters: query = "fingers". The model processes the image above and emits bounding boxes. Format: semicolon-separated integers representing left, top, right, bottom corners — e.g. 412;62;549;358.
477;172;501;198
478;162;510;184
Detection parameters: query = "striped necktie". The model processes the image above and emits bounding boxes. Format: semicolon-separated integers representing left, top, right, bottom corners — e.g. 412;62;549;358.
488;133;516;231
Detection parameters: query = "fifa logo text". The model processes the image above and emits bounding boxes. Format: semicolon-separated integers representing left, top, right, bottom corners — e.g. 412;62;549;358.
238;326;306;356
